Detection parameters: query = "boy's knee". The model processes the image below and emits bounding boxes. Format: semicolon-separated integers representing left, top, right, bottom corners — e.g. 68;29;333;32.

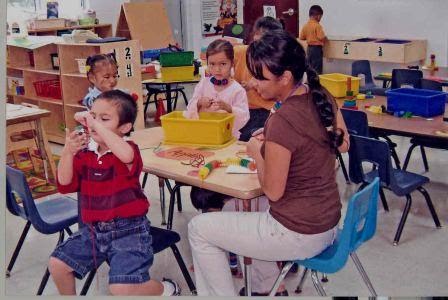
48;257;71;275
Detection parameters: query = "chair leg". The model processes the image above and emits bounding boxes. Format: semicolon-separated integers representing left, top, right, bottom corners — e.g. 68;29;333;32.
180;89;188;106
417;187;442;228
310;270;326;296
6;221;31;277
141;172;149;189
337;152;350;184
382;136;401;169
37;230;65;295
350;252;377;296
321;273;328;282
172;91;179;110
144;92;153;117
65;227;73;236
295;267;309;294
80;269;97;296
379;187;389;212
176;187;182;212
403;143;418;171
420;146;429;172
269;261;293;296
393;194;412;246
170;244;197;295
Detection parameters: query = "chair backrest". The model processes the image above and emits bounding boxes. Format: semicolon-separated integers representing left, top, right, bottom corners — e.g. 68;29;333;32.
391;69;423;89
341;109;369;137
348;135;394;186
421;78;443;91
351;60;374;85
6;166;48;232
340;177;379;253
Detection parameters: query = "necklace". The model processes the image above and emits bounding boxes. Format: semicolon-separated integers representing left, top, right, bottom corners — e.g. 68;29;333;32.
210;76;229;86
270;83;304;114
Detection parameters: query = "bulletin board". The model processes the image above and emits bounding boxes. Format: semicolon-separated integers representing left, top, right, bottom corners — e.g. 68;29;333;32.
116;1;176;50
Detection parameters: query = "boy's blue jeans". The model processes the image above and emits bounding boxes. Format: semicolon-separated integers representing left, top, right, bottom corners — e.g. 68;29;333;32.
51;215;154;284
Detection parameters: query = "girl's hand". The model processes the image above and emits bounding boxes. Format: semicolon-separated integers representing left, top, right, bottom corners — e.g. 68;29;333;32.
198;97;213;109
83;112;98;132
246;137;262;159
211;100;232;113
63;128;89;155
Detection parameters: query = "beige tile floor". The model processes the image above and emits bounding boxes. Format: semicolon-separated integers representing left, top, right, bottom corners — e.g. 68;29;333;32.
5;84;448;296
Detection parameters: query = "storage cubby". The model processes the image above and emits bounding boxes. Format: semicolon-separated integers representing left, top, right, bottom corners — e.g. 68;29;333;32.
7;38;144;144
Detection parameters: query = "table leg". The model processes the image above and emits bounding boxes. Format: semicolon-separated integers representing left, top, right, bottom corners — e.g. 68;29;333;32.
166;84;172;113
242;199;252;296
35;119;56;182
382;80;387;89
158;177;167;225
165;181;186;230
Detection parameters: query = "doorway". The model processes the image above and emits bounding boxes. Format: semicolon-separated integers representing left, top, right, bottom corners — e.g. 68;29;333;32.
243;0;299;37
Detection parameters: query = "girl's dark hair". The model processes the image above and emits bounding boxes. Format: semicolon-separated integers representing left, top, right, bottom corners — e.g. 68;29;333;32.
206;39;234;62
190;186;228;212
96;90;137;136
86;53;118;76
309;5;324;17
246;30;343;150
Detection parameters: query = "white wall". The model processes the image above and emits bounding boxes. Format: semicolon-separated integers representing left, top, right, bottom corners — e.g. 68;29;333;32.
299;0;448;75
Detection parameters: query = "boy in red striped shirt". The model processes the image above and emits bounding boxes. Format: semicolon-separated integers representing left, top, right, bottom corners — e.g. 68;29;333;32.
49;90;180;296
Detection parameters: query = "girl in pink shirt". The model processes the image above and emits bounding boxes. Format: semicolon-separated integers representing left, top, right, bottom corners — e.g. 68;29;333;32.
184;39;249;140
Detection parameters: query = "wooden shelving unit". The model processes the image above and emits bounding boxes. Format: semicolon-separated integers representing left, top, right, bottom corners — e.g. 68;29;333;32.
7;38;144;144
28;23;113;38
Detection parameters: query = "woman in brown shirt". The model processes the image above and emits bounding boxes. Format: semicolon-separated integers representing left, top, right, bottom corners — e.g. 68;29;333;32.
188;30;349;296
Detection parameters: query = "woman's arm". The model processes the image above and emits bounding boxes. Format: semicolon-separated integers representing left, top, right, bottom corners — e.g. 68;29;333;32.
247;138;291;201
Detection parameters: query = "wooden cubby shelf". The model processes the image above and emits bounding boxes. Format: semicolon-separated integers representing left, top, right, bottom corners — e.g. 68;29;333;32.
7;36;144;144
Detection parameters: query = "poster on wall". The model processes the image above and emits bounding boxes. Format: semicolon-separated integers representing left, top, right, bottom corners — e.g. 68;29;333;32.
201;0;237;36
263;6;276;18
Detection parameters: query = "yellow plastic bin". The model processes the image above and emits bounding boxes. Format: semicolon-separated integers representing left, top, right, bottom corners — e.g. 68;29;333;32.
161;65;195;81
161;111;235;147
319;73;360;98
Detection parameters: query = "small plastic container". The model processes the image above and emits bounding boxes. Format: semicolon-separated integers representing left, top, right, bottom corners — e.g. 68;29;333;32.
161;65;195;81
386;88;447;117
319;73;361;98
161;111;234;147
159;51;194;67
76;58;87;74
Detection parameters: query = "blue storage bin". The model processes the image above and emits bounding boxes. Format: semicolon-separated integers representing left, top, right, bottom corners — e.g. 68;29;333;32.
386;88;447;117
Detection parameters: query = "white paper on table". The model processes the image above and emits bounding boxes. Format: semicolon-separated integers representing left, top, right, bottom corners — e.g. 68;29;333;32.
226;158;257;174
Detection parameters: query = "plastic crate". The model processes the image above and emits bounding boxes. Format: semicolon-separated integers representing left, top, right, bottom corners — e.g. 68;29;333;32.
319;73;361;98
386;88;447;117
33;79;62;99
159;51;194;67
161;111;234;147
161;66;195;81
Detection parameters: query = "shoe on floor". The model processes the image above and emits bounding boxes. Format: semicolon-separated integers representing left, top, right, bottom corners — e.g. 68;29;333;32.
162;278;181;296
239;287;288;296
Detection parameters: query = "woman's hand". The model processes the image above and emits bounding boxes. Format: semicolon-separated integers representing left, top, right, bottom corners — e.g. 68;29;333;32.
63;128;89;155
251;128;265;141
246;137;262;159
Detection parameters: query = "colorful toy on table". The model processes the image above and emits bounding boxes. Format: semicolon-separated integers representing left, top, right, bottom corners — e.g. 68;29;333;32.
365;91;374;99
356;93;366;100
367;105;383;114
198;158;256;180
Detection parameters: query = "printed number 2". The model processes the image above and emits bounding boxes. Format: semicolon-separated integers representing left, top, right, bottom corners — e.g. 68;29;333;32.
125;47;131;60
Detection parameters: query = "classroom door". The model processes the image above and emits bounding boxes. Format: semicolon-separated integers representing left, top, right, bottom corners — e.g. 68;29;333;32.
243;0;299;37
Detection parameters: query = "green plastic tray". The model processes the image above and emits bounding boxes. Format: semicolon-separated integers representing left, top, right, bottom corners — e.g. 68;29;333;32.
159;51;194;67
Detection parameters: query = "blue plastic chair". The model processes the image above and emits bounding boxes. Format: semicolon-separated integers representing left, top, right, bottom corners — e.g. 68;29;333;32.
348;135;442;245
391;69;422;89
269;178;380;296
341;109;370;137
351;60;386;95
5;166;79;295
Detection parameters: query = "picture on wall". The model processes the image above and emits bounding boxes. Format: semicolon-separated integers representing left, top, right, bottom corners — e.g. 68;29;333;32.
201;0;237;36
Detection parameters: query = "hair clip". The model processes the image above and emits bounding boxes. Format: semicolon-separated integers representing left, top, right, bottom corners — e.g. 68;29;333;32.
131;93;139;102
85;65;91;72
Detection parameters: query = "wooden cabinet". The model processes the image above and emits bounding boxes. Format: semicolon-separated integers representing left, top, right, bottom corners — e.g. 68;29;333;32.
7;39;144;144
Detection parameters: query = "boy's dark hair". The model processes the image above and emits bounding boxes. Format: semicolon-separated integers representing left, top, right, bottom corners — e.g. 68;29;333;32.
309;5;323;17
206;39;234;62
86;53;118;76
190;186;228;212
96;90;137;136
246;30;344;151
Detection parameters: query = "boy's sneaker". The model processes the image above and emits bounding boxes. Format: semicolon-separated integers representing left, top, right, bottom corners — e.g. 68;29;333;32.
162;278;181;296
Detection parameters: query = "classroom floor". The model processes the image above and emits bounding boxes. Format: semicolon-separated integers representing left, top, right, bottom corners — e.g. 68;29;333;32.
5;84;448;296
